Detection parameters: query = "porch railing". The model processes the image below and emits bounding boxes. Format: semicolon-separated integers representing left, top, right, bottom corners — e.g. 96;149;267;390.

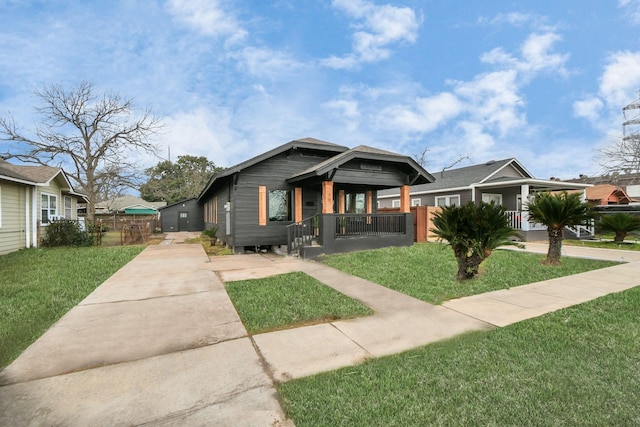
334;213;407;238
505;210;546;231
286;214;318;254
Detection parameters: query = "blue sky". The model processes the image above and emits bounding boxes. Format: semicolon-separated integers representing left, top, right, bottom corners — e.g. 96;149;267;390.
2;0;640;181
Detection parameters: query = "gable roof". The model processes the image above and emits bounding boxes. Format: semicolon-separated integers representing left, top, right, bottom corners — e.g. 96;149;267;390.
379;158;527;196
378;158;590;198
199;138;349;200
0;159;86;199
0;159;64;185
585;184;636;204
287;145;434;185
96;195;166;212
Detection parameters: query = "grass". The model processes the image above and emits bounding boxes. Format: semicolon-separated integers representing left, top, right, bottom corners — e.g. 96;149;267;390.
278;286;640;426
319;243;618;304
226;272;373;334
0;245;144;369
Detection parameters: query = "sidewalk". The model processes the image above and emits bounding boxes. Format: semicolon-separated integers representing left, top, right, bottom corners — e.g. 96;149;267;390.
1;238;638;425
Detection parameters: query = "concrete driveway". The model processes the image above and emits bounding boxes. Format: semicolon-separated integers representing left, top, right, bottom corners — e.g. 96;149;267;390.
0;235;292;426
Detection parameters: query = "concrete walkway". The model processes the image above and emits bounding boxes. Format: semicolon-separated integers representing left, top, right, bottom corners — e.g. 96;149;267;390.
1;236;639;425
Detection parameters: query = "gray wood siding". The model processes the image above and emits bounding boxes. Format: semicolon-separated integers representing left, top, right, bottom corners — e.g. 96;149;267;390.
161;199;204;232
231;151;334;247
0;182;27;255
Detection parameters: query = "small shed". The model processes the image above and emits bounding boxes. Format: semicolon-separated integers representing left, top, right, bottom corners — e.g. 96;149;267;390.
159;198;204;232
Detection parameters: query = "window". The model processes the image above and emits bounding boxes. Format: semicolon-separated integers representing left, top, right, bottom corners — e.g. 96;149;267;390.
64;196;73;219
411;198;421;207
345;192;366;213
435;195;460;207
268;189;292;221
392;199;400;208
482;193;503;205
41;193;58;224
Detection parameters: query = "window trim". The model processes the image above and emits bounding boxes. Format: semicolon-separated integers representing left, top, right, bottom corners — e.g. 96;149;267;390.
64;196;73;219
411;198;421;207
435;194;460;207
41;192;58;225
391;199;401;208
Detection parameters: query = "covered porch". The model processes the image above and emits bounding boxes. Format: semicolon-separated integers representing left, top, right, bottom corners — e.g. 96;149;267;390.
285;146;434;258
473;179;594;240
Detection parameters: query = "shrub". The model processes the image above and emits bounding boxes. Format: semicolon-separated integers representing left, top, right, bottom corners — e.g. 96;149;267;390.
202;226;218;238
597;213;640;243
42;219;93;247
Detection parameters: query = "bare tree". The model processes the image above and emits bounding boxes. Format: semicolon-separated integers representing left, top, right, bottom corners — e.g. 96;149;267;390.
414;147;430;167
0;81;163;219
598;134;640;175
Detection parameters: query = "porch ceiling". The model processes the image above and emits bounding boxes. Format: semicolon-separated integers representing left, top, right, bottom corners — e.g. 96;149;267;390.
475;178;592;192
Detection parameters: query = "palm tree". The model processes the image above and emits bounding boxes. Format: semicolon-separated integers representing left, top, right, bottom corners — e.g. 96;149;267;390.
526;191;593;265
597;213;640;243
431;201;522;281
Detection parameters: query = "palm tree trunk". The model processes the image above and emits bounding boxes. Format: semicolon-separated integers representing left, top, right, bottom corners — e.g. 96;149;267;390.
545;228;563;265
455;253;484;280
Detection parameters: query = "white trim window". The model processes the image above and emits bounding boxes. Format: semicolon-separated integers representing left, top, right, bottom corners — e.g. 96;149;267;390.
482;193;503;205
64;196;73;219
41;193;58;225
411;198;421;207
435;195;460;207
392;199;401;208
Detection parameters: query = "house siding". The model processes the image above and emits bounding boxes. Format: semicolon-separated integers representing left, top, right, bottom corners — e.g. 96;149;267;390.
160;199;204;232
0;181;27;255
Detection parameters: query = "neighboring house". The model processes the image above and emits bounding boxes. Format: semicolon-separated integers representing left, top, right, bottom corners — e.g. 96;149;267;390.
159;198;204;232
198;137;433;257
582;184;636;206
0;159;87;255
95;195;166;215
378;158;592;241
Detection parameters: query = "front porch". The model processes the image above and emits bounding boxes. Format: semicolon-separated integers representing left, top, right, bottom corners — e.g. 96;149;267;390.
287;212;414;258
504;210;595;240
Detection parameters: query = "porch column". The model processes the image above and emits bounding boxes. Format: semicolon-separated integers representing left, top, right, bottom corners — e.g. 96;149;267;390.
400;185;410;213
295;187;303;222
520;184;530;232
366;191;373;213
322;181;334;214
338;190;345;213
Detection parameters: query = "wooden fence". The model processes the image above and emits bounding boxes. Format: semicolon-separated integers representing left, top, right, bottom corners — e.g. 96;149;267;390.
378;206;441;242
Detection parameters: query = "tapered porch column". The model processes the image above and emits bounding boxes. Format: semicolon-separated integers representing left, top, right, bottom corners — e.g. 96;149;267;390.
400;185;411;213
338;190;346;213
322;181;334;214
520;184;530;232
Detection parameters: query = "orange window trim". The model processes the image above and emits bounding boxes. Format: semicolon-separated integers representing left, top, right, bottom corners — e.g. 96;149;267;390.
258;186;267;226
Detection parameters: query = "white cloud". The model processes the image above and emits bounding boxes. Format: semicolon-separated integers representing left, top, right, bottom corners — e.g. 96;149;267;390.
323;99;361;131
598;50;640;108
619;0;640;24
573;97;604;123
377;92;462;133
324;0;421;69
231;47;304;79
481;32;569;78
167;0;247;44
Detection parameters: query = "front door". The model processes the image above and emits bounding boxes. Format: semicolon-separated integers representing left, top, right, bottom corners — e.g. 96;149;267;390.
178;211;189;231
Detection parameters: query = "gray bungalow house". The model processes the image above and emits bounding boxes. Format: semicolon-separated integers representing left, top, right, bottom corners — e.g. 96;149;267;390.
0;159;87;255
199;137;434;257
378;158;592;241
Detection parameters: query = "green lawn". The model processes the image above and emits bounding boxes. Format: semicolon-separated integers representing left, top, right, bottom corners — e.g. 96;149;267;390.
320;243;618;304
226;272;373;334
279;286;640;426
0;245;144;368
